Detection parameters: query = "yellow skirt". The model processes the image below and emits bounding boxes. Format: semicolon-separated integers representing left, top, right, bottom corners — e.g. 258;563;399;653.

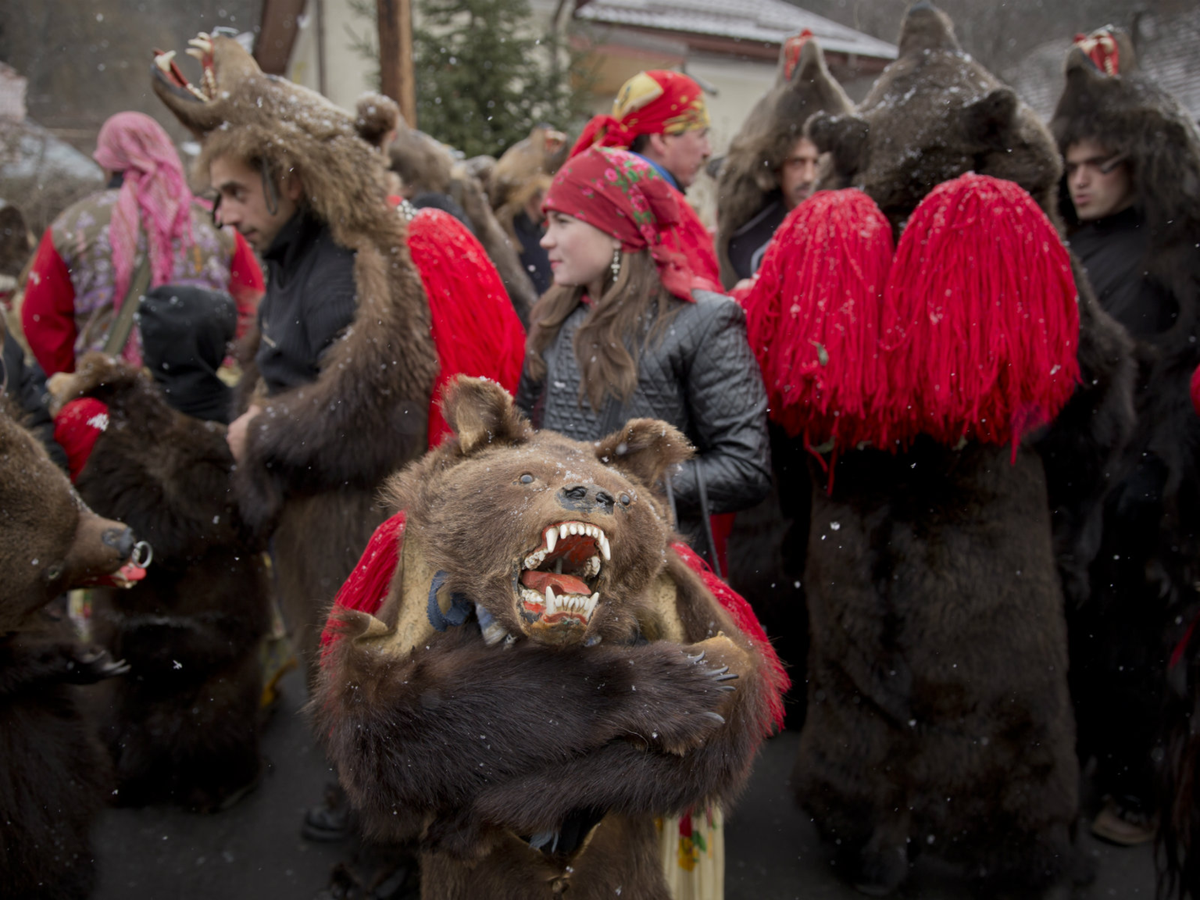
657;805;724;900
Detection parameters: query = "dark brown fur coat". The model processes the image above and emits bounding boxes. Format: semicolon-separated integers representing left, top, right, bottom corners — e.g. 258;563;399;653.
0;400;134;899
313;377;782;900
153;35;439;679
786;3;1137;894
51;353;270;811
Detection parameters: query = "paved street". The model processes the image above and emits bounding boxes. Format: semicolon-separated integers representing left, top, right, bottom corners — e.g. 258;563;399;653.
93;665;1158;900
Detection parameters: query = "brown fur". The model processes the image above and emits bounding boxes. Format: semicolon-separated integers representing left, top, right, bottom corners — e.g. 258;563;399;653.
153;36;440;679
489;125;566;244
312;377;778;899
356;92;401;150
49;353;270;812
715;37;853;289
797;440;1079;893
387;125;537;325
784;4;1138;893
0;400;134;899
806;3;1062;233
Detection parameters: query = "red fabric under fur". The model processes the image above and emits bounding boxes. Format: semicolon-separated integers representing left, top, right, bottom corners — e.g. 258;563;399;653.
406;209;526;446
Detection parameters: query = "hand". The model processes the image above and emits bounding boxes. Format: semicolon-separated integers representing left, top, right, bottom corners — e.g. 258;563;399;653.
227;404;262;463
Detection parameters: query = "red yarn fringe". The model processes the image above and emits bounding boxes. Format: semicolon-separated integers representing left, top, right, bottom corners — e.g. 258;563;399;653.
1191;364;1200;418
672;541;790;735
743;189;894;453
880;173;1080;448
406;208;527;448
319;511;407;657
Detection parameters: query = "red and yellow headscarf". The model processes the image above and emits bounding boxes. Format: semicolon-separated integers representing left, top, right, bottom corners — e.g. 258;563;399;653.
568;71;710;159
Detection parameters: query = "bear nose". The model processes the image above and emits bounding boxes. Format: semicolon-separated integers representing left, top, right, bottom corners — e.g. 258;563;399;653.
102;525;135;561
558;483;615;515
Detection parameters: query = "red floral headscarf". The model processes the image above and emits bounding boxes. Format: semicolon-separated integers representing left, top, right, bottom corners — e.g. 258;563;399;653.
568;71;710;159
543;147;699;301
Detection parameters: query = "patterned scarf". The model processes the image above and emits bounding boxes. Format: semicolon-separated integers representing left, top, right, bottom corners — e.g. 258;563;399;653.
568;71;710;159
92;112;193;320
542;147;698;301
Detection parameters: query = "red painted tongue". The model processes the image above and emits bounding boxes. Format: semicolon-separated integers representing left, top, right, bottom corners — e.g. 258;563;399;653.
521;570;591;596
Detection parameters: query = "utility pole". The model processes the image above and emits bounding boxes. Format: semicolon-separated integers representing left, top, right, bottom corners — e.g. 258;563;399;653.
377;0;417;128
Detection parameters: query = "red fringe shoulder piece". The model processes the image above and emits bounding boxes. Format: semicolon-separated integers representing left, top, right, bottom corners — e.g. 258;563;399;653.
742;189;894;453
880;173;1080;448
406;208;527;447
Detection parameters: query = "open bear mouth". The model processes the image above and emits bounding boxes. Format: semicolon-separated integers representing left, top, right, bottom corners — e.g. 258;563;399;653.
517;521;611;627
153;34;216;102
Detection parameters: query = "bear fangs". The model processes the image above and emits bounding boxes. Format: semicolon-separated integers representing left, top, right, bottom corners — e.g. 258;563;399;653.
519;585;600;622
530;521;611;562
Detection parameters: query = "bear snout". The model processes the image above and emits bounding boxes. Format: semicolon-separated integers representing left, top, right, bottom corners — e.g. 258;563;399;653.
101;525;136;561
557;483;615;515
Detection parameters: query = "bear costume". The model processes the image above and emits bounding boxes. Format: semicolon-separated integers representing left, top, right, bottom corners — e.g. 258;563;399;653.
1048;28;1200;886
313;376;787;900
151;34;525;688
714;32;853;291
747;3;1137;894
49;352;271;812
0;399;139;900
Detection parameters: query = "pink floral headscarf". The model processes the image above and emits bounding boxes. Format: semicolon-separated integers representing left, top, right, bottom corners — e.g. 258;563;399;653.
542;147;698;301
93;112;193;323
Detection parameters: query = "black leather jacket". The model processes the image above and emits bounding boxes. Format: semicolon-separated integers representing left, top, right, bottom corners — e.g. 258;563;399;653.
515;290;771;521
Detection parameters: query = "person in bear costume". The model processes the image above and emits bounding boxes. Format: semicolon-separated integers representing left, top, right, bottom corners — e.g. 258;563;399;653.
1049;23;1200;875
47;351;271;812
714;31;853;291
804;0;1137;620
150;34;525;691
312;376;788;900
0;398;140;900
744;2;1139;895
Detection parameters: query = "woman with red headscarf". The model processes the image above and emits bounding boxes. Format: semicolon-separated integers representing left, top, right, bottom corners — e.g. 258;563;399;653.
515;143;771;898
21;111;263;375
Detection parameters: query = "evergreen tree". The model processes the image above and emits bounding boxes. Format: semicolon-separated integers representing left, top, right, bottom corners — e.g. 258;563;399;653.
349;0;591;158
414;0;588;157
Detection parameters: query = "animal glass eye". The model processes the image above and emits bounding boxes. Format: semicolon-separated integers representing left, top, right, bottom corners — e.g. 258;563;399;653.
619;493;632;506
519;473;534;485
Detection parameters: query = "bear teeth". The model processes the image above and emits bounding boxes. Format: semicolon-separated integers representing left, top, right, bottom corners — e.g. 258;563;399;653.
525;522;611;569
520;585;600;621
544;587;600;619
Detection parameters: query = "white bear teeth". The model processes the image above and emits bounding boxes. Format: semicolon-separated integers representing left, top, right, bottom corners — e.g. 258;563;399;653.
156;35;217;101
523;521;611;570
520;586;600;619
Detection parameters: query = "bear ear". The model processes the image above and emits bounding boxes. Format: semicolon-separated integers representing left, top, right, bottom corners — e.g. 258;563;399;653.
790;37;824;86
961;87;1019;151
595;418;694;489
441;376;530;456
806;111;870;181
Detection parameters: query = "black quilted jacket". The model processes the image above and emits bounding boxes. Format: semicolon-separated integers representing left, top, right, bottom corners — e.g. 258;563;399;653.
515;290;771;522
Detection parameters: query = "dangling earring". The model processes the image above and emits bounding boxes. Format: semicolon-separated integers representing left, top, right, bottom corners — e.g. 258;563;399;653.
610;247;622;281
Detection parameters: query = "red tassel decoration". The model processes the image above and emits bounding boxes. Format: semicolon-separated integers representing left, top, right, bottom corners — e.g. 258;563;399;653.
406;207;527;448
1191;365;1200;418
743;189;894;452
879;173;1080;449
671;541;790;735
319;511;407;655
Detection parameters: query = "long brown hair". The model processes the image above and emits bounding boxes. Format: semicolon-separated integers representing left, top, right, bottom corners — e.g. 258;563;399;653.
525;248;680;412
